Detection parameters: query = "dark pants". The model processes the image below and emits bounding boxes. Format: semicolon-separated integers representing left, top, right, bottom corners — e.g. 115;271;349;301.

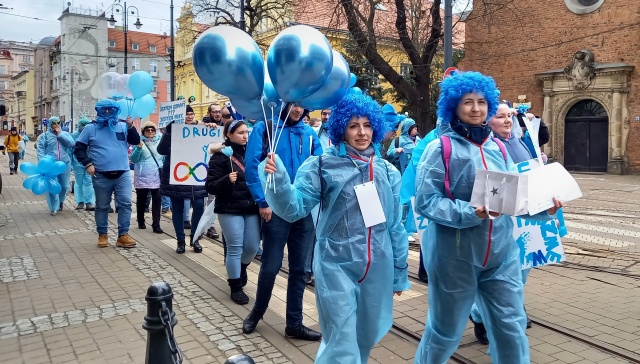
253;213;314;327
136;188;161;228
8;152;19;171
419;248;427;277
170;196;204;243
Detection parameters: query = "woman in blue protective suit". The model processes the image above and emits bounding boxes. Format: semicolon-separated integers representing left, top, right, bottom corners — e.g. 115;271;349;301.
37;116;75;215
413;71;563;364
71;116;96;211
260;92;410;364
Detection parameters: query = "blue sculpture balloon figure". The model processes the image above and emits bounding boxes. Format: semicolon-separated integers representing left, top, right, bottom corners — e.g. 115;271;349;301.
35;116;75;215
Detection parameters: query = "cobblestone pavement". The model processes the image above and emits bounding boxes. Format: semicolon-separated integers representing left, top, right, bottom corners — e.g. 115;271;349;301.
0;146;300;364
3;139;640;364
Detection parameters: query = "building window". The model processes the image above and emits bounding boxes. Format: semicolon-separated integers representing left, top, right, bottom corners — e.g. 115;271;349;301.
375;3;387;11
0;81;5;90
132;43;139;50
23;55;31;62
152;81;158;93
132;58;140;70
149;45;156;52
0;65;5;74
109;40;116;48
400;63;414;78
20;66;27;72
149;60;157;73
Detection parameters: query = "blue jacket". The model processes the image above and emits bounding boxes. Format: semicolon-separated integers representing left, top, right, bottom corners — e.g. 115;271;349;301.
130;134;163;189
245;118;322;208
386;118;421;173
37;129;74;164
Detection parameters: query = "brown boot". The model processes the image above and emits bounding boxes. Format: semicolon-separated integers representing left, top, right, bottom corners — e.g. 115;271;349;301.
116;234;137;248
98;234;109;248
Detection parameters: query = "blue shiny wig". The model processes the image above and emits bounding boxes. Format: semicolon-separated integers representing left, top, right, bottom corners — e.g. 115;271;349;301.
437;71;500;124
517;104;531;114
327;92;387;145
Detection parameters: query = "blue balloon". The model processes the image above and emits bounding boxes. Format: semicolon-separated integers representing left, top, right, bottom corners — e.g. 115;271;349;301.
37;156;54;175
31;177;48;195
193;25;264;100
349;73;357;87
47;178;62;195
230;98;268;120
118;98;134;120
128;71;154;100
20;162;38;175
133;94;156;119
45;161;67;178
23;174;39;190
263;65;280;106
299;51;350;110
267;25;333;102
349;87;363;95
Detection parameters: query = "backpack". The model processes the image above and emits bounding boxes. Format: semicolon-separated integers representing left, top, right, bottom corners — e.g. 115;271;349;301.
440;135;507;200
390;137;409;173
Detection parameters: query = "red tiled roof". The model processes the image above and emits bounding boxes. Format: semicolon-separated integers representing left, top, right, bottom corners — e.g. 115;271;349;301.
107;28;170;54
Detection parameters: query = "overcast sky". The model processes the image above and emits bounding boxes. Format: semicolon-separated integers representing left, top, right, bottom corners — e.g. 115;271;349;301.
0;0;472;43
0;0;187;43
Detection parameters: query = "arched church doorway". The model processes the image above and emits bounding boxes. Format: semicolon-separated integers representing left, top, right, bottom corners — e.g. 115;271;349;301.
563;99;609;172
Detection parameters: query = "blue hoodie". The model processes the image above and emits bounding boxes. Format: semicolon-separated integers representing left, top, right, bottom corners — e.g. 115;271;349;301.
245;118;323;208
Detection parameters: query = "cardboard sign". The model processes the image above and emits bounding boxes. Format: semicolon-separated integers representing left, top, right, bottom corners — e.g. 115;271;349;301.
169;125;224;185
513;216;566;269
159;100;187;128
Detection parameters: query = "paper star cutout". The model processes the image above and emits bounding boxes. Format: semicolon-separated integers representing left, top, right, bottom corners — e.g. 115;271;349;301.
491;187;499;196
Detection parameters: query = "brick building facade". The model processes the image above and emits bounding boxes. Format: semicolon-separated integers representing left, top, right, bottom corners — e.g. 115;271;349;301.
460;0;640;174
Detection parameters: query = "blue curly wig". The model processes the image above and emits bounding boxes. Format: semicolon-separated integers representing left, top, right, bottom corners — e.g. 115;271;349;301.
517;104;531;114
437;71;500;124
327;92;387;145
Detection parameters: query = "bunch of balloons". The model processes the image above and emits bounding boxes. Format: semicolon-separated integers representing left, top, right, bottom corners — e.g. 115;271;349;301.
98;71;157;121
20;156;67;195
192;25;352;121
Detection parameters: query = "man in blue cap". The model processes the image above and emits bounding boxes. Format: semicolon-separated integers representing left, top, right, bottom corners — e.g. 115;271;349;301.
74;99;140;248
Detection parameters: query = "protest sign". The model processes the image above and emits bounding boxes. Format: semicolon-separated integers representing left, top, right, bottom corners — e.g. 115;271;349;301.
411;197;428;242
512;216;566;269
159;100;186;128
170;124;224;185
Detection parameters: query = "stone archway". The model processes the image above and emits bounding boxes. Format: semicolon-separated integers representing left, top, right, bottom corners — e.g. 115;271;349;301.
536;52;634;174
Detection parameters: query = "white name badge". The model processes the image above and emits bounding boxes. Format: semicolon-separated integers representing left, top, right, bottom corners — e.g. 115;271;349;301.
354;181;386;227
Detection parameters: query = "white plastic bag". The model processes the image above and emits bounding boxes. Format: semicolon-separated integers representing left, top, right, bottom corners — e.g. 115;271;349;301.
18;140;25;152
193;198;216;239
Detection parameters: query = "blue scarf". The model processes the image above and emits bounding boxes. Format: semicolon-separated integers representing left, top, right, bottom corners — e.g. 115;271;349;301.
450;117;492;145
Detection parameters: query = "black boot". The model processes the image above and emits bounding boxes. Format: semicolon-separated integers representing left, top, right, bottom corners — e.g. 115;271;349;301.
469;316;489;345
285;324;322;341
242;307;265;334
240;263;249;287
176;240;186;254
418;270;428;283
228;278;249;305
525;307;532;329
152;225;164;234
191;236;202;253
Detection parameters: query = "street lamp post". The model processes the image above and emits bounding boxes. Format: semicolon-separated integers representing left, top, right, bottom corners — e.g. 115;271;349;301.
108;0;142;74
169;0;175;101
62;69;82;133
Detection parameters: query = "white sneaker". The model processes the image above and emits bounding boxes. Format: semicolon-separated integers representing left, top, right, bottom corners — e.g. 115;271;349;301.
50;211;58;216
408;236;415;242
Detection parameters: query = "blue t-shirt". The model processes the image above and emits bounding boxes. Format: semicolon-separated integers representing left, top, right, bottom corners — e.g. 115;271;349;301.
77;122;130;171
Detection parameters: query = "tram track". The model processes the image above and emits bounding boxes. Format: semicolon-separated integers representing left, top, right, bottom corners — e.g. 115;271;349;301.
151;208;640;363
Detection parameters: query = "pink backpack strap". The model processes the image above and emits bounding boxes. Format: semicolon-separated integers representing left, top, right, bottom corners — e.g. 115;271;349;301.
440;136;455;201
491;137;508;166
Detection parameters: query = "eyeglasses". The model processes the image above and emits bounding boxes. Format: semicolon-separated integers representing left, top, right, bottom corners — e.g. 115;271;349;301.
143;128;156;133
221;114;232;118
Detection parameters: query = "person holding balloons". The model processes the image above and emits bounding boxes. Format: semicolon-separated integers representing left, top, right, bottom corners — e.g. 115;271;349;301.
71;116;95;211
74;99;140;249
36;117;74;215
259;92;410;363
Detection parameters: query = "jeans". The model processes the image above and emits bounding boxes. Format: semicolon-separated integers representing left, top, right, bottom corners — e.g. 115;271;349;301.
8;152;19;171
136;188;161;228
183;199;191;222
161;195;171;210
73;166;95;204
45;166;71;212
218;214;261;279
170;197;204;242
92;171;132;236
254;213;314;327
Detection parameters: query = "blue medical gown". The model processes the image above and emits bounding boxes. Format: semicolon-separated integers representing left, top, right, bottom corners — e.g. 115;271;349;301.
259;147;410;364
413;129;544;364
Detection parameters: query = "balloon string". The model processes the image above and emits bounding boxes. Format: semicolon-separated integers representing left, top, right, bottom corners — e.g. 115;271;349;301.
273;102;292;156
260;98;274;189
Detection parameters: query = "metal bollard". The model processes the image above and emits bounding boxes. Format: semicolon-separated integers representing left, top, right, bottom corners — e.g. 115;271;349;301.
225;354;255;364
142;282;182;364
